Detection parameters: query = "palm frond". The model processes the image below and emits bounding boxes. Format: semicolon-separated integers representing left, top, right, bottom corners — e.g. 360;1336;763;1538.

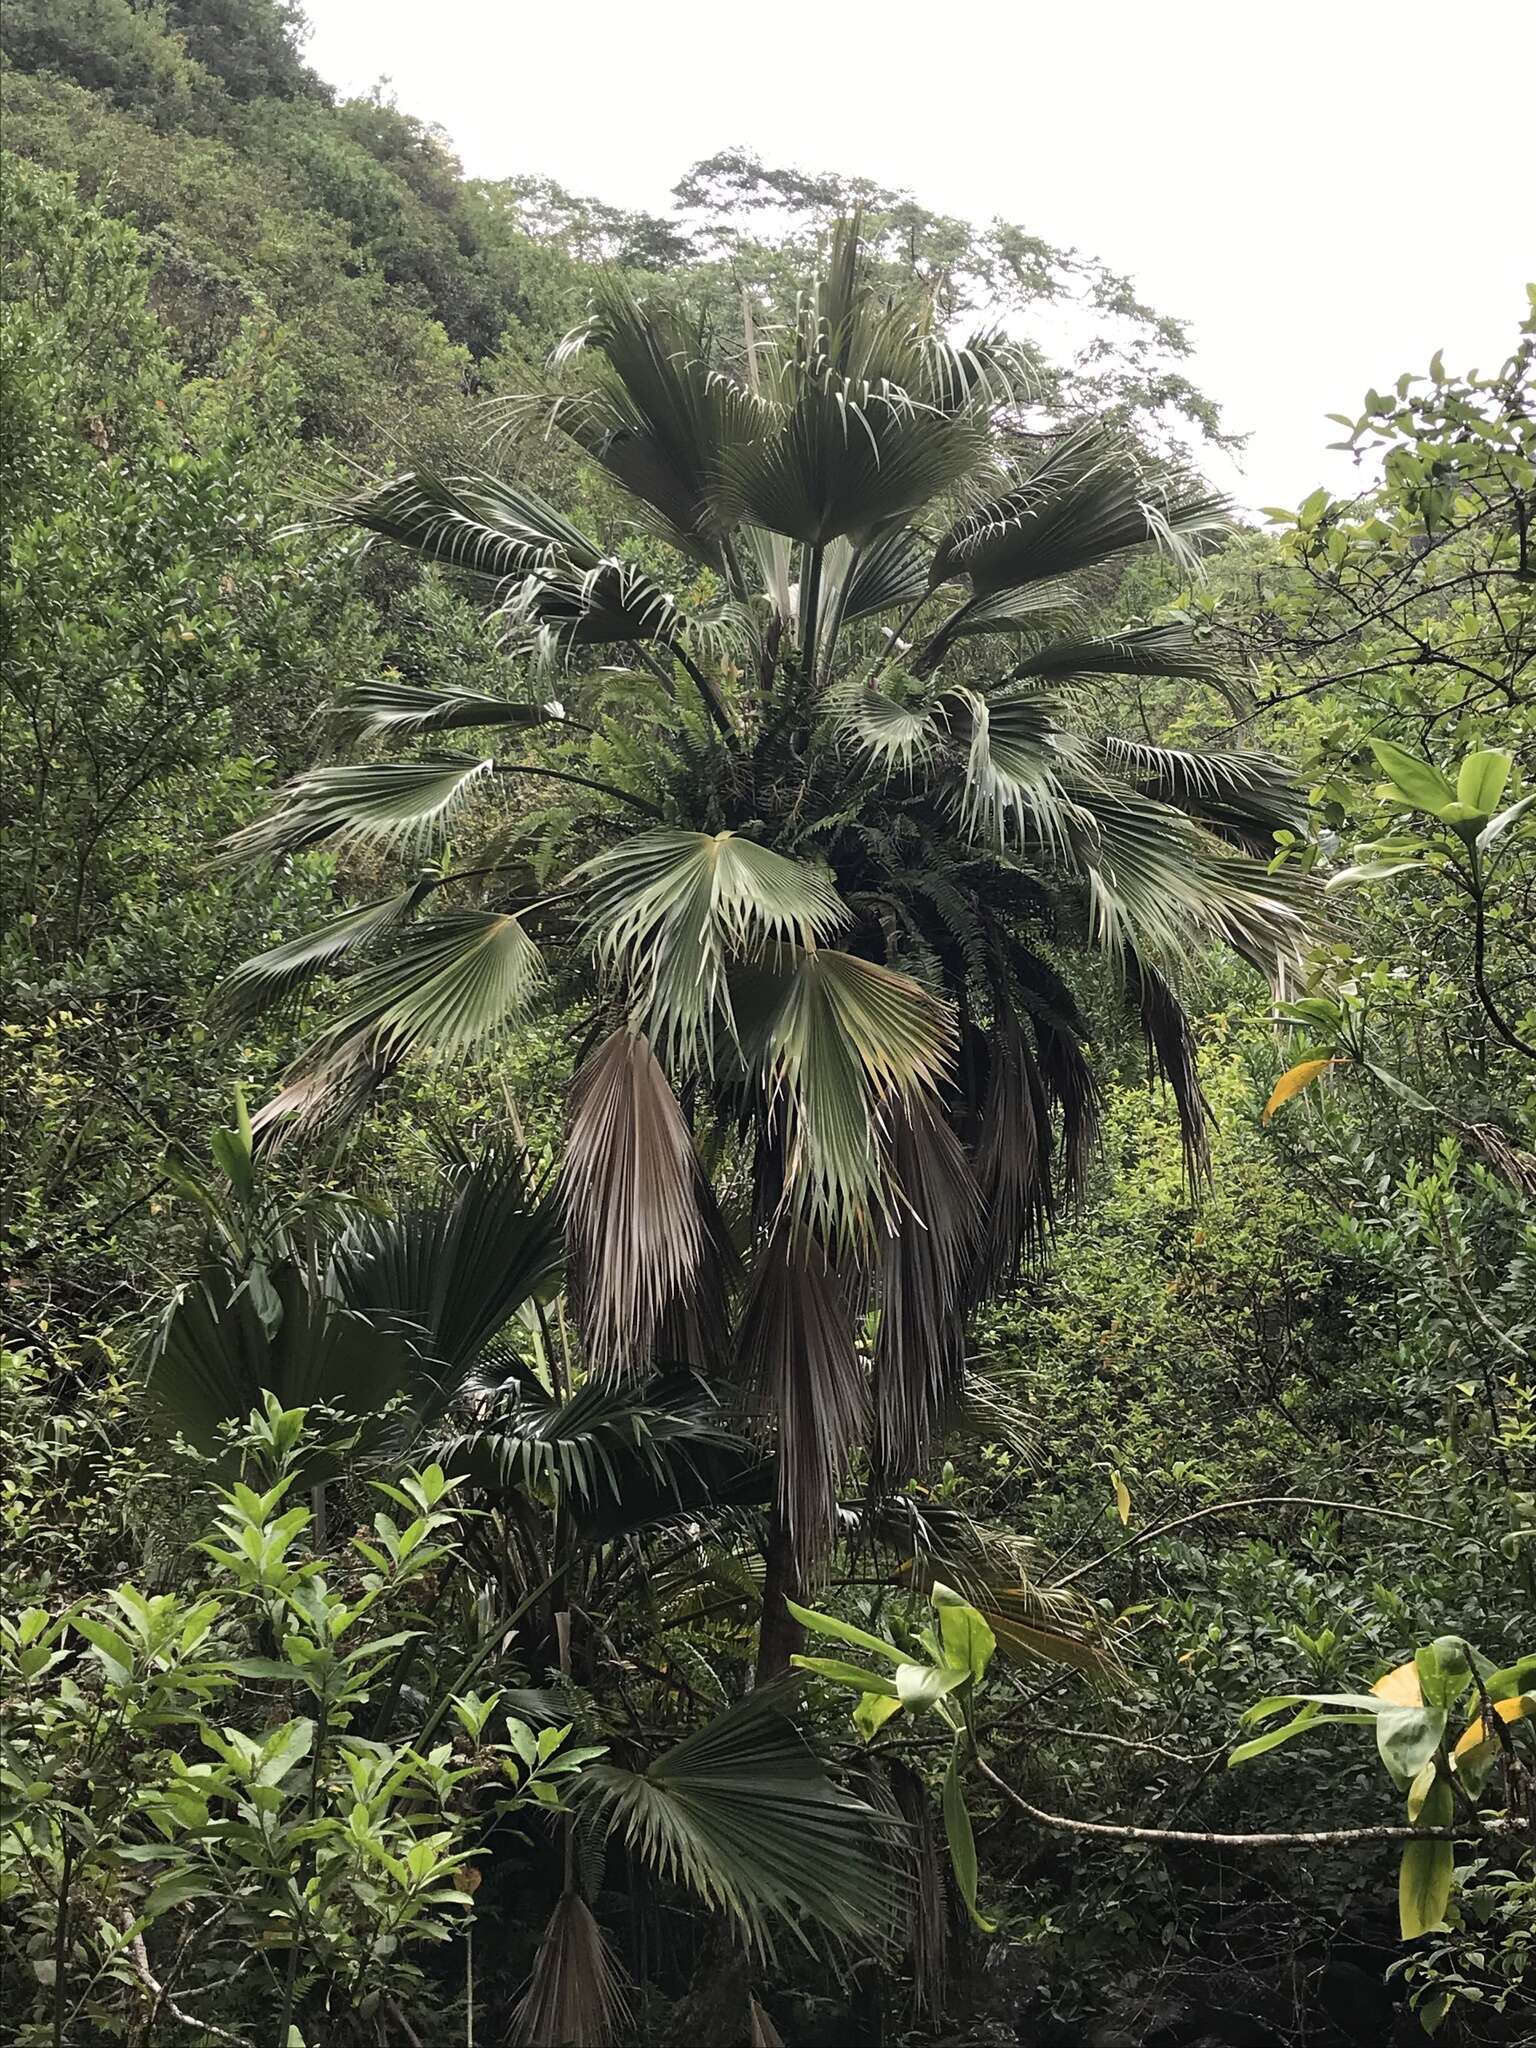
742;947;957;1243
1098;737;1306;847
719;380;988;548
330;1149;562;1394
509;1891;629;2048
1009;622;1240;700
144;1260;421;1460
496;556;700;661
340;470;601;580
969;1004;1054;1284
833;525;931;631
1034;1019;1101;1205
225;756;496;863
931;431;1229;593
216;884;431;1026
871;1098;982;1484
314;911;544;1064
911;577;1083;673
583;1682;903;1958
443;1371;764;1536
739;1225;866;1566
835;683;941;779
565;1030;711;1376
548;278;744;562
1063;783;1312;980
578;830;848;1067
940;685;1091;853
1127;953;1212;1184
250;1028;396;1145
324;679;564;742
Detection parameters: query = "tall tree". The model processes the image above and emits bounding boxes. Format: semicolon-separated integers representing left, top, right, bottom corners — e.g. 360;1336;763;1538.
225;227;1312;1673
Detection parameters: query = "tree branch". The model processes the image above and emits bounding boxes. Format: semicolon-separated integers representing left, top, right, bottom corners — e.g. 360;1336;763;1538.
1054;1494;1452;1589
973;1753;1521;1851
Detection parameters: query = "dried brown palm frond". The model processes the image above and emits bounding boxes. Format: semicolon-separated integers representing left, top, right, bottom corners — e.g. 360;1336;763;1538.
509;1890;629;2048
565;1028;711;1375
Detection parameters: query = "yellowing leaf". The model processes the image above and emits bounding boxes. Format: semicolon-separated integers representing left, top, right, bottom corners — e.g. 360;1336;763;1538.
1263;1057;1340;1122
1111;1470;1131;1527
1372;1661;1423;1708
1453;1692;1531;1758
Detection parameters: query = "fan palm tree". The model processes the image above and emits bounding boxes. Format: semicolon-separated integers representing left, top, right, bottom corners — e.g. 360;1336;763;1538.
224;226;1312;1675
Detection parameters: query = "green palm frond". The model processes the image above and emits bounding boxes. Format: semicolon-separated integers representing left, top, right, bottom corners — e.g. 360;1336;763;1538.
440;1372;761;1535
1009;621;1238;695
144;1260;422;1463
579;829;848;1066
549;278;747;565
742;947;957;1242
583;1682;903;1958
226;756;497;863
718;379;989;549
911;578;1083;673
314;910;545;1064
837;525;931;626
1063;784;1312;979
940;685;1092;852
564;1029;711;1376
1098;737;1307;845
330;1148;561;1391
341;470;601;581
931;431;1229;593
497;556;692;659
324;679;564;742
216;883;432;1026
837;684;941;778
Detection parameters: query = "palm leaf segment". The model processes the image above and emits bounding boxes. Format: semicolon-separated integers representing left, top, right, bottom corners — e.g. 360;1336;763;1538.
583;1681;902;1958
227;226;1313;1548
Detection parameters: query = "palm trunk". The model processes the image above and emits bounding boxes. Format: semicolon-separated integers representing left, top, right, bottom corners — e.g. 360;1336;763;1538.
754;1499;804;1685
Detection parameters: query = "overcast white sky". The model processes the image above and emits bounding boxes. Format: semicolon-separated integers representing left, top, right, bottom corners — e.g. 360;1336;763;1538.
302;0;1533;512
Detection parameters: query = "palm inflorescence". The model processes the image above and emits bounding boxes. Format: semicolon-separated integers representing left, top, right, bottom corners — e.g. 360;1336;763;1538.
225;225;1312;1569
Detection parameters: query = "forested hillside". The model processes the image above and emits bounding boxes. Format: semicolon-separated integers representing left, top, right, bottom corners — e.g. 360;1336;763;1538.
2;8;1532;2047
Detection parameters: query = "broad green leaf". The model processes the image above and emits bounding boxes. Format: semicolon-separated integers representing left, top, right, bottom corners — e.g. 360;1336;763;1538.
1375;1703;1447;1788
1486;1654;1536;1702
1406;1759;1438;1823
256;1719;315;1787
852;1693;904;1742
1455;750;1511;817
1369;740;1454;814
1414;1638;1472;1712
942;1743;994;1932
895;1662;970;1710
1263;1057;1339;1122
786;1599;905;1666
72;1616;134;1684
1398;1778;1454;1939
932;1587;997;1684
791;1656;900;1699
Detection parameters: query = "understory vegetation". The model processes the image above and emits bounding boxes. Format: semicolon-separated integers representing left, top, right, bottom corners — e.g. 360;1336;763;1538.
1;7;1532;2046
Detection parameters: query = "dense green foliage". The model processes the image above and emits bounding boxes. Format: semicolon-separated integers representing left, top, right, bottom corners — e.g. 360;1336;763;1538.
2;9;1532;2047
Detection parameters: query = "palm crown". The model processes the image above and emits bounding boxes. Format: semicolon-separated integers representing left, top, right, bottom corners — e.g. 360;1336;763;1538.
226;225;1310;1581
